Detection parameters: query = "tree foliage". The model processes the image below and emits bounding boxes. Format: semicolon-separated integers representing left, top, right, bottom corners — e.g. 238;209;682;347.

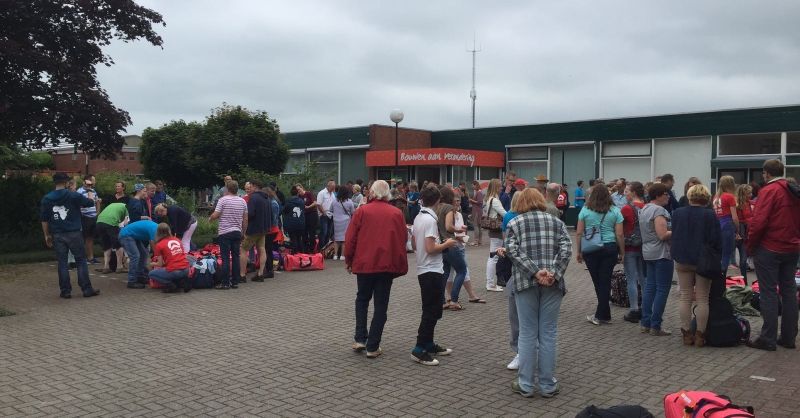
140;104;290;190
0;0;165;158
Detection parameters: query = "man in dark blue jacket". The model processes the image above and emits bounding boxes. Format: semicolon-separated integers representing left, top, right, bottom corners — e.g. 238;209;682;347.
239;180;273;284
40;172;101;298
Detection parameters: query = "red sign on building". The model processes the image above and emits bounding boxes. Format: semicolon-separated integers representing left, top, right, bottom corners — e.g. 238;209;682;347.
366;148;504;167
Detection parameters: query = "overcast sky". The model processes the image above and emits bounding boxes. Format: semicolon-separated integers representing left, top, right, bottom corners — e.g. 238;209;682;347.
97;0;800;136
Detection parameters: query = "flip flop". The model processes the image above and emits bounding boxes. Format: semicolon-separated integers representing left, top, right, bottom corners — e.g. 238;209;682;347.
449;302;464;311
469;298;487;304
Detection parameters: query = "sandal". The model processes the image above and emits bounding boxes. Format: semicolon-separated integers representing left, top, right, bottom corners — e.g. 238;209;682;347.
468;298;487;304
442;299;452;310
449;302;464;311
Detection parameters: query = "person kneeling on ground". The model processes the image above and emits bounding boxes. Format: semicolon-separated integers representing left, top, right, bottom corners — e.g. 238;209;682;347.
148;223;192;293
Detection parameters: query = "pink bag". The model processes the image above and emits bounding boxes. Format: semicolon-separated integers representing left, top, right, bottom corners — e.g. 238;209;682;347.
284;253;324;272
664;390;754;418
725;276;746;288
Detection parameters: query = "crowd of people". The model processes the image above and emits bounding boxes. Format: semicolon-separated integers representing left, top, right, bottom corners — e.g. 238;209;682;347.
40;157;799;399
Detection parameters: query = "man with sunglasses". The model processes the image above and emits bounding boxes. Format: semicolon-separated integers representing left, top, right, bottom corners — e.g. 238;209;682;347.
76;175;102;264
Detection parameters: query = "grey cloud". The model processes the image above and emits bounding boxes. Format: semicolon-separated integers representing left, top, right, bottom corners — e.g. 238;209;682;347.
96;0;800;135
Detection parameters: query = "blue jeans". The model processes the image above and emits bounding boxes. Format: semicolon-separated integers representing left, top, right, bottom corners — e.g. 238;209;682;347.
52;231;93;295
319;216;333;249
443;246;468;302
583;243;618;321
734;224;748;282
641;258;674;331
515;285;563;394
149;268;189;286
217;231;242;286
506;277;519;353
119;236;148;285
719;217;735;272
623;251;645;312
354;273;394;352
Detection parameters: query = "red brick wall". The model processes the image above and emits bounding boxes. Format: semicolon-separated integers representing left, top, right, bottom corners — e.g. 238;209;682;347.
369;125;431;151
52;151;143;175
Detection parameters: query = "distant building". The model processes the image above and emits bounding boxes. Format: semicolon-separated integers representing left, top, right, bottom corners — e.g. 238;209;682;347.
49;135;144;175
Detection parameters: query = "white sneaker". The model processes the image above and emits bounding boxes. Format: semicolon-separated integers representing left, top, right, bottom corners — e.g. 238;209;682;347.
486;286;504;292
507;354;520;370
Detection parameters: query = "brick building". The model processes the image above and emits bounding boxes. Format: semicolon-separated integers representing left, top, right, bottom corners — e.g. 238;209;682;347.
50;135;144;175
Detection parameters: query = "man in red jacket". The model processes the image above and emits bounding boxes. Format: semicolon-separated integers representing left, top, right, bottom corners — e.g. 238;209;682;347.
746;159;800;351
345;180;409;359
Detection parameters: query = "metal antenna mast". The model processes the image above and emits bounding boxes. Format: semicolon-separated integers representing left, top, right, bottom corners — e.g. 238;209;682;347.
467;35;481;128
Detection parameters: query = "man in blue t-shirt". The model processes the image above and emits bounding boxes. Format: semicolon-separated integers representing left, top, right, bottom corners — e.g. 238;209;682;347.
118;220;158;289
574;181;586;209
40;172;101;299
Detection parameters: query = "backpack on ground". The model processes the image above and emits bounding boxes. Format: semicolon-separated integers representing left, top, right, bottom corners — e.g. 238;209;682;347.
192;255;217;289
576;404;654;418
692;296;749;347
664;390;754;418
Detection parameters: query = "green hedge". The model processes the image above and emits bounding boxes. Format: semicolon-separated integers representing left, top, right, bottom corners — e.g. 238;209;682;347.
0;175;53;253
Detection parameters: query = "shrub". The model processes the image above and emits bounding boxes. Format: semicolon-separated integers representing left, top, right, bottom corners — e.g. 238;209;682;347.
0;175;53;253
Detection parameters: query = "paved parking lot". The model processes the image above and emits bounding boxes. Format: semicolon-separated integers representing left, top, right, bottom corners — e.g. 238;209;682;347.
1;244;798;417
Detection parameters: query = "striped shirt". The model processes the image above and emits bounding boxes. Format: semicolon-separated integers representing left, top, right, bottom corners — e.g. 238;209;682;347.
215;195;247;236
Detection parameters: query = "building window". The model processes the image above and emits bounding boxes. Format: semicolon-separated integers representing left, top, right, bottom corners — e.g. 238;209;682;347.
602;140;651;157
601;140;652;182
283;154;307;174
786;166;800;181
309;150;338;181
718;132;781;156
508;146;547;160
787;131;800;154
478;167;500;180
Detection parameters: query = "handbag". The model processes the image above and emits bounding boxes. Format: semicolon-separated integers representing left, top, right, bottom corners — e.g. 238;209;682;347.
480;198;503;231
581;212;607;254
696;212;722;280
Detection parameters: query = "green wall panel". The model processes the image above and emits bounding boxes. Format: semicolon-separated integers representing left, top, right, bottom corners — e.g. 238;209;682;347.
340;150;368;184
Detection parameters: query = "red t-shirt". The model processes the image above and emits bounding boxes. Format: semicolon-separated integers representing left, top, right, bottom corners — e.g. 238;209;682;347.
736;202;753;224
154;237;190;271
713;193;736;218
621;201;645;252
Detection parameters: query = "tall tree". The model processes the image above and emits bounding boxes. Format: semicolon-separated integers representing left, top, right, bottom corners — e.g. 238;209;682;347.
139;120;205;189
140;104;290;189
0;0;165;158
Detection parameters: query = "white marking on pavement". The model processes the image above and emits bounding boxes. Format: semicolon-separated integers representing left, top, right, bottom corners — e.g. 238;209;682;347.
749;375;776;382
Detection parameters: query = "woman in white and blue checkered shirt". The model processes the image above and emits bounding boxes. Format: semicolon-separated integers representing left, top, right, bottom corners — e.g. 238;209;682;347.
498;188;573;399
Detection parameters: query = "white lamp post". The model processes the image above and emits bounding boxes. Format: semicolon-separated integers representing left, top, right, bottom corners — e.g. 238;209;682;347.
390;109;404;169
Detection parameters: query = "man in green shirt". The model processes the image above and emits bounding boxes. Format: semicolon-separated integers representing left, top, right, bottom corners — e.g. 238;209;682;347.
95;202;129;274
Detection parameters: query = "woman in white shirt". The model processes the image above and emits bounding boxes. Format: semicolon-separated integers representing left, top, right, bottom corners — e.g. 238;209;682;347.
484;178;508;291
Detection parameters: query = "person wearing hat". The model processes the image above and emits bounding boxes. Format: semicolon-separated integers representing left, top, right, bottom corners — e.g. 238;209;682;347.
40;172;101;298
535;175;549;194
126;183;150;224
513;178;527;192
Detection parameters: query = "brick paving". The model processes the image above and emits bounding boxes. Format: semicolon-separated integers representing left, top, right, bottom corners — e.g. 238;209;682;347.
0;242;798;417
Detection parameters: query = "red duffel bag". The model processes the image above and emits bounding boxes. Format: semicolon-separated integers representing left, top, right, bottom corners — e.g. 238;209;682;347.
284;253;324;272
664;390;754;418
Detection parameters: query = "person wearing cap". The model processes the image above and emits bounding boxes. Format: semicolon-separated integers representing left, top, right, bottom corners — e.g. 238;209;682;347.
40;172;101;298
513;178;527;192
127;183;149;224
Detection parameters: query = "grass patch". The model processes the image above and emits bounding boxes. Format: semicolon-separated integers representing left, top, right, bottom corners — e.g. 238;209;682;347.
0;307;15;317
0;250;54;265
